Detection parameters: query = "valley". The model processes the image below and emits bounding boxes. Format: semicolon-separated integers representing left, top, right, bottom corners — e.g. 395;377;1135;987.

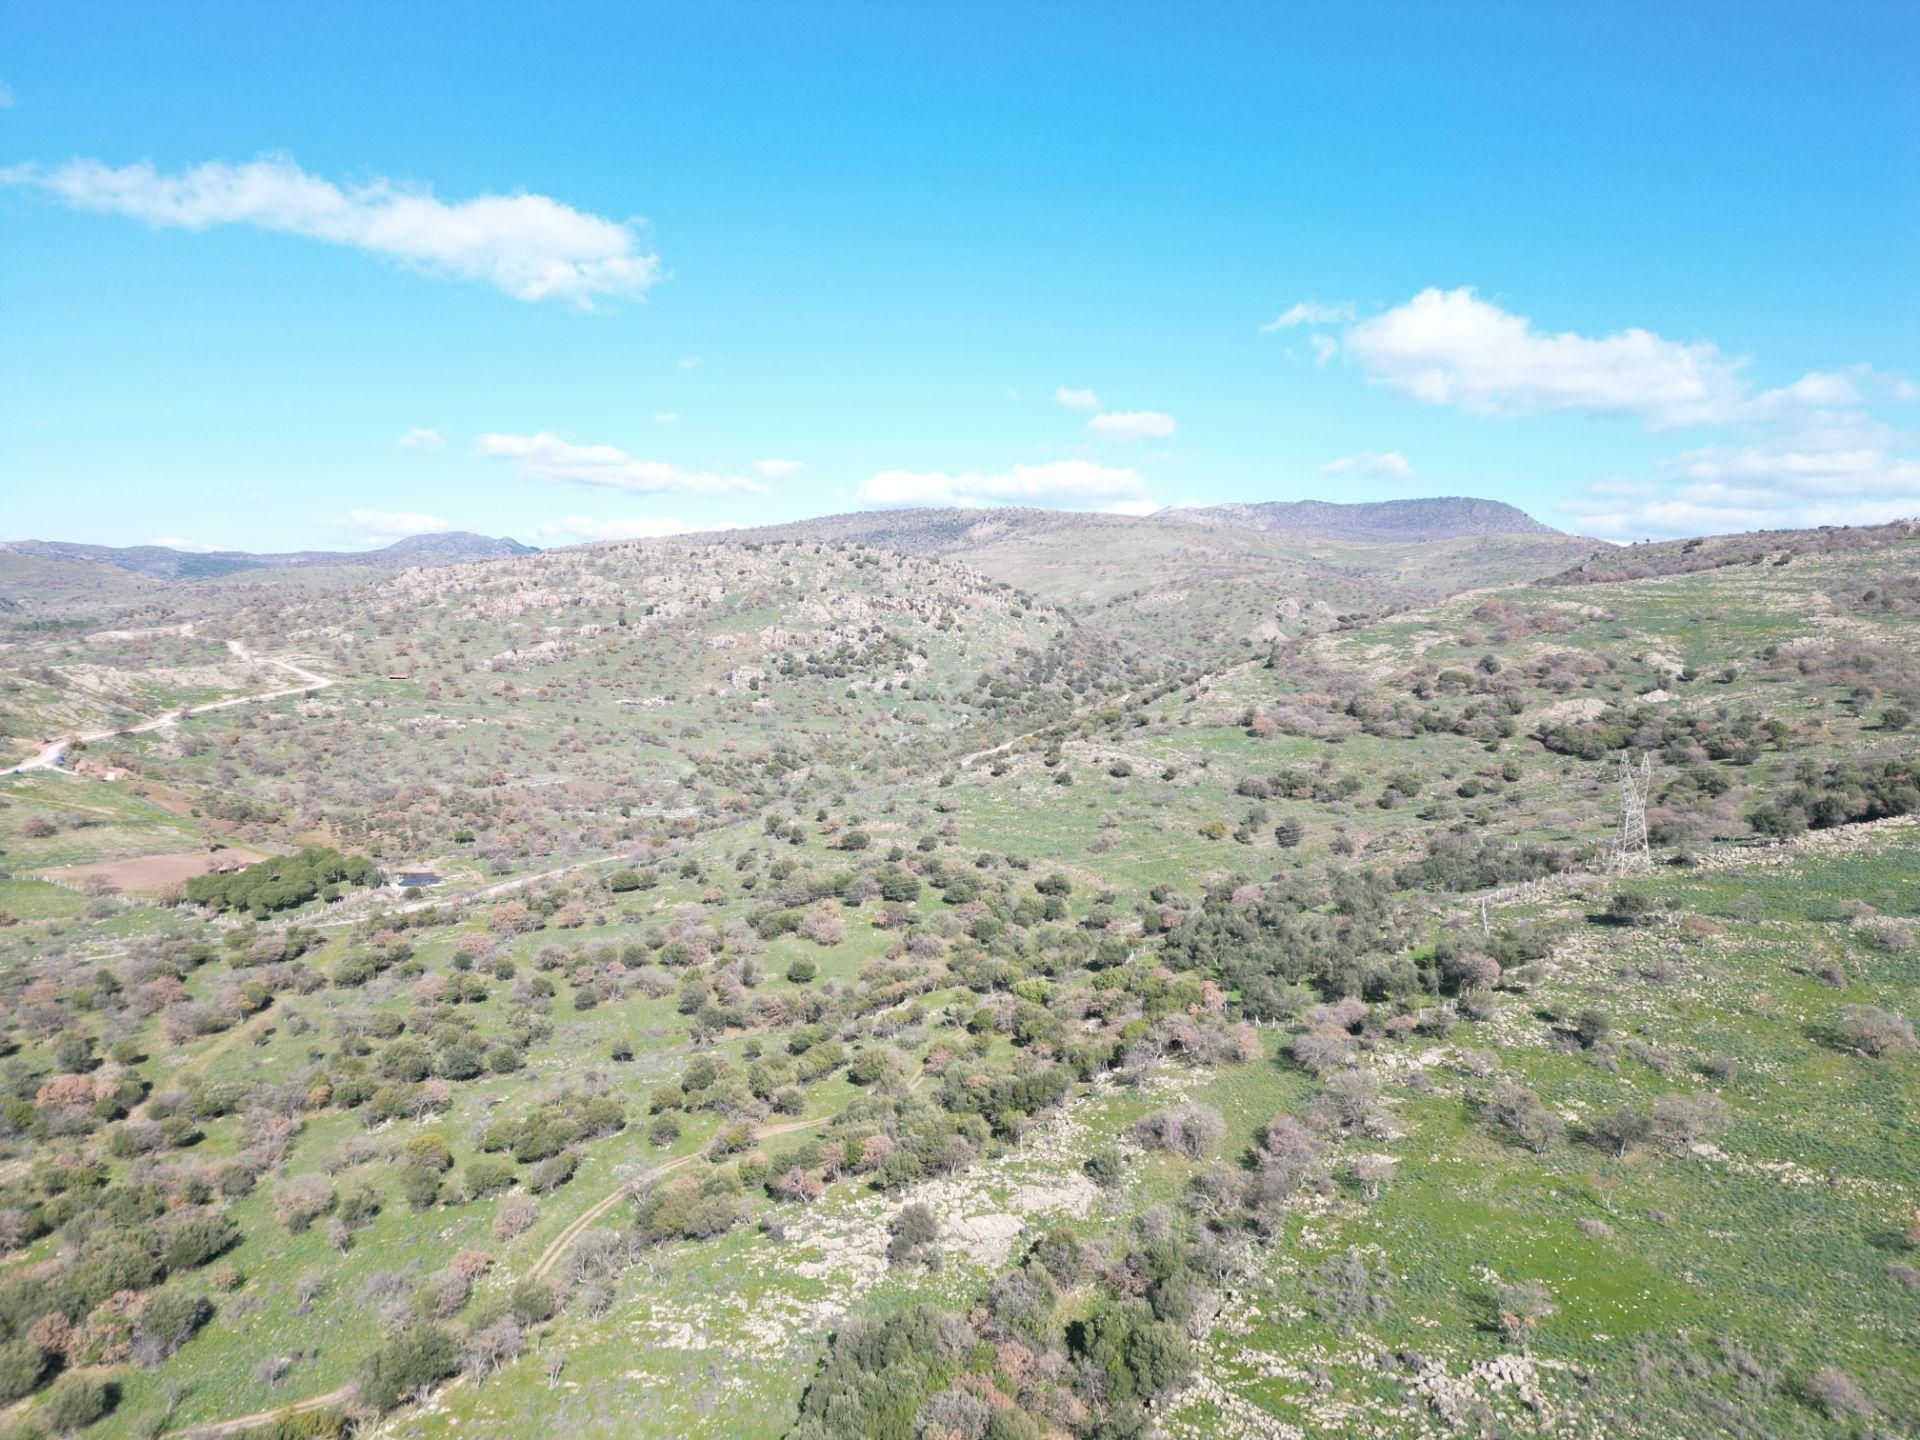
0;504;1912;1439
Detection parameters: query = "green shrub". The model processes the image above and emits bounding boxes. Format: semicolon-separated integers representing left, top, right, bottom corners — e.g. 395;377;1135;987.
234;1411;347;1439
0;1339;49;1405
400;1167;443;1211
40;1373;114;1432
1071;1299;1191;1404
353;1324;457;1411
164;1213;240;1270
507;1279;556;1325
186;846;376;916
464;1159;514;1197
137;1289;212;1355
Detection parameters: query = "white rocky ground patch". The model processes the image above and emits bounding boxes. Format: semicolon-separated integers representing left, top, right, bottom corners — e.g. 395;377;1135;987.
610;1090;1110;1366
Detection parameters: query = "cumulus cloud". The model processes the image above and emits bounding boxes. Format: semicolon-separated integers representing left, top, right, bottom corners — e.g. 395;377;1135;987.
1053;386;1101;411
752;458;804;480
1261;299;1355;332
1086;410;1176;442
1565;490;1920;540
397;427;444;452
535;515;691;542
1563;414;1920;538
348;509;454;541
1668;437;1920;496
1280;284;1917;539
858;459;1148;510
1326;289;1911;438
474;431;760;495
1319;451;1413;481
1342;287;1748;428
1746;368;1868;414
0;154;661;307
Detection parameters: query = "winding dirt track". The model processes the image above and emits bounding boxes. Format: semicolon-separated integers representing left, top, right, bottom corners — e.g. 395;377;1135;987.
159;1098;874;1438
1;642;334;778
163;1384;355;1440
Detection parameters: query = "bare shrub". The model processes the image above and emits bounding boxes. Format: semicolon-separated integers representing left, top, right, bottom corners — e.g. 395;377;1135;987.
1493;1279;1556;1347
493;1193;539;1241
460;1317;525;1383
1307;1249;1391;1323
1804;1365;1875;1420
1853;916;1915;955
1132;1103;1226;1159
1839;1005;1916;1056
1485;1080;1562;1153
1289;1027;1354;1073
272;1174;336;1234
797;904;845;947
1351;1154;1397;1200
1651;1093;1731;1150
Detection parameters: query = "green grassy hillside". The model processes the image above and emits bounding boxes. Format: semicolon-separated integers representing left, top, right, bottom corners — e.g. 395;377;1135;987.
0;521;1910;1440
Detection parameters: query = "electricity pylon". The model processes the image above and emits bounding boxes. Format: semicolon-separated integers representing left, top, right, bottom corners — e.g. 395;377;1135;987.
1612;752;1652;874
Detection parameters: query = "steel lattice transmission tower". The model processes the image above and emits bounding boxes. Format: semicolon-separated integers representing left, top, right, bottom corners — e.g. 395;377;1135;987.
1612;752;1653;874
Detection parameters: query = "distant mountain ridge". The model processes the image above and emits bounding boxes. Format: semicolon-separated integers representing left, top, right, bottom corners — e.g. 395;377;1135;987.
1168;496;1559;542
6;499;1554;584
0;532;536;581
697;496;1564;554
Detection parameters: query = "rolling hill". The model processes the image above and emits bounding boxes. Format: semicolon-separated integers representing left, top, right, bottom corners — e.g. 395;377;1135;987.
0;509;1912;1440
1168;495;1562;541
0;532;537;582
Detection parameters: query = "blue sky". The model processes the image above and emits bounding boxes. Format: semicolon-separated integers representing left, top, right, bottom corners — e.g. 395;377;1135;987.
2;1;1916;550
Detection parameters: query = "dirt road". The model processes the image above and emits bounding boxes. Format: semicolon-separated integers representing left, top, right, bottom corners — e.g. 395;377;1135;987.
1;642;335;778
160;1098;867;1438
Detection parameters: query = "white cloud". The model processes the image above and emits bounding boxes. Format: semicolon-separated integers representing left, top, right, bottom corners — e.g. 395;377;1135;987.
1288;285;1919;538
1564;422;1920;539
1343;287;1747;427
0;82;13;109
535;515;691;542
348;509;454;541
1667;436;1920;498
653;412;679;424
1104;500;1161;517
397;427;444;452
1319;451;1413;481
1747;368;1867;414
858;459;1148;510
1053;386;1101;411
1261;299;1354;333
0;154;660;308
1334;290;1912;435
752;458;804;480
1565;491;1920;540
474;431;760;495
675;357;702;370
1086;410;1176;442
1310;334;1339;366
